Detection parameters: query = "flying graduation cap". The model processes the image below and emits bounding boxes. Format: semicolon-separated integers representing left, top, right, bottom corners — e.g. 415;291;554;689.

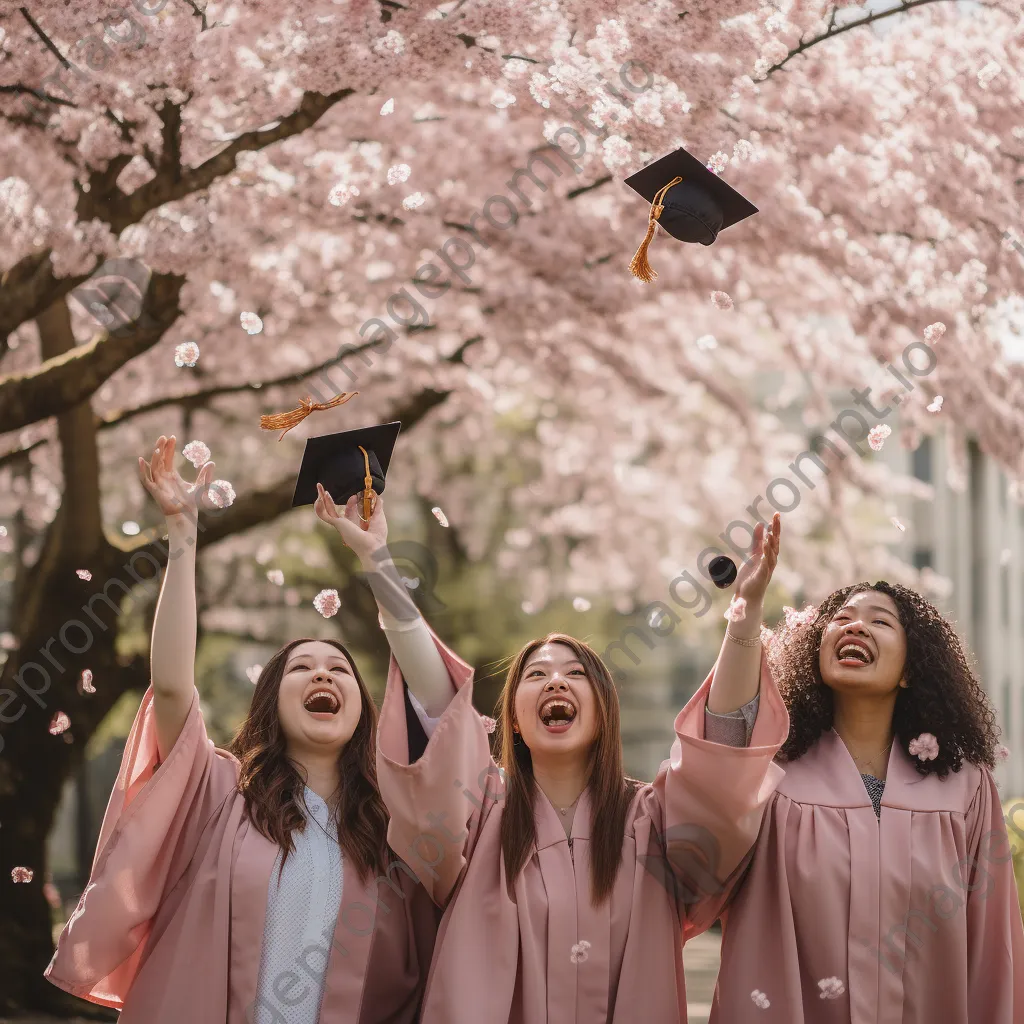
623;147;758;283
292;421;402;525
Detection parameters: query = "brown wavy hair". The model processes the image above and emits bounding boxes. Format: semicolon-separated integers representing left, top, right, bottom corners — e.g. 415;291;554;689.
770;582;1000;778
227;638;390;881
493;633;642;904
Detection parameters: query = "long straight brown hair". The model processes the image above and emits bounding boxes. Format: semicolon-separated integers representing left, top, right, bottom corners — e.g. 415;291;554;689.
493;633;640;904
227;637;390;882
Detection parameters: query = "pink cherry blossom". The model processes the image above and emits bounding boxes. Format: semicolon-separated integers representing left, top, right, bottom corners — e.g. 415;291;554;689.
49;711;70;736
706;151;729;174
75;569;92;581
573;596;591;612
927;396;944;413
208;480;236;509
818;977;845;999
239;312;263;335
78;669;95;695
266;569;284;586
724;596;748;622
479;715;497;734
328;183;360;207
710;291;734;310
569;940;591;964
173;342;200;368
867;424;892;451
909;733;940;761
432;507;449;528
387;164;412;185
182;440;211;467
891;517;907;532
11;867;33;884
246;665;263;684
923;322;946;343
313;588;341;618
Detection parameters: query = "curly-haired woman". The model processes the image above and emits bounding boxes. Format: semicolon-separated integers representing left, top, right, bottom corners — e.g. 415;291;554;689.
707;581;1024;1023
45;437;441;1024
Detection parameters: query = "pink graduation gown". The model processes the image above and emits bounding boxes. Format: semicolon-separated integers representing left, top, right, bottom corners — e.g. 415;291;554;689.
375;630;790;1024
710;726;1024;1023
44;686;438;1024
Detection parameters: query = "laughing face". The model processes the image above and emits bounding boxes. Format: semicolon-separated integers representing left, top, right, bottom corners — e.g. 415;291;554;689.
276;640;363;753
513;642;599;757
818;590;908;695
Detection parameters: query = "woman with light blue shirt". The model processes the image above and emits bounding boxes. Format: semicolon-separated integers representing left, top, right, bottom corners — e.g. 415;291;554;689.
45;435;453;1024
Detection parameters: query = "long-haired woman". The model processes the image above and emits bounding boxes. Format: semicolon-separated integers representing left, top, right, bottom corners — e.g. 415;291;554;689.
45;436;439;1024
709;581;1024;1022
323;489;793;1023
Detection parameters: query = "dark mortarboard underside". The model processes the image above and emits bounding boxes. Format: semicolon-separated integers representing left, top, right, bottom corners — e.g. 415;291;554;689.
291;421;401;508
624;147;758;282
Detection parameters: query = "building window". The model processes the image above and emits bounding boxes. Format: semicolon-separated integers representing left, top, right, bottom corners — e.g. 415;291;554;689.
912;547;933;570
911;435;933;483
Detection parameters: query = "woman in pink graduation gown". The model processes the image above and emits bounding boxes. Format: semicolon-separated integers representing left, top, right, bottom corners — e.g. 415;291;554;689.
344;498;793;1024
708;581;1024;1023
45;436;439;1024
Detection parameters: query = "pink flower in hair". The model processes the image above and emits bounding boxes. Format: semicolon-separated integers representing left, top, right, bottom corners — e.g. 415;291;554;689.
909;733;939;761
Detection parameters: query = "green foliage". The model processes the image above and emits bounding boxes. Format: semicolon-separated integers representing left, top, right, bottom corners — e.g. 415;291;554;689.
1004;798;1024;917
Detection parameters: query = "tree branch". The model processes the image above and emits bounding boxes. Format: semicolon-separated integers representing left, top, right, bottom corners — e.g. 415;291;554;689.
0;272;185;435
767;0;965;75
0;83;76;108
180;0;209;30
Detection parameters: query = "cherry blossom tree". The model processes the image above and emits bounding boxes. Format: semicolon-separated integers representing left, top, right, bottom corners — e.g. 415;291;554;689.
1;0;1022;1011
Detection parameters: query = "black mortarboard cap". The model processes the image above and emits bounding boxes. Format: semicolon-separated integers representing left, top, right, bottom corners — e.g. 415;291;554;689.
709;555;738;589
624;147;758;282
291;421;402;508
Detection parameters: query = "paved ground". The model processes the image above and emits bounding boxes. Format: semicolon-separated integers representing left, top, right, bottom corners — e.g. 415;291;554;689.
2;929;723;1023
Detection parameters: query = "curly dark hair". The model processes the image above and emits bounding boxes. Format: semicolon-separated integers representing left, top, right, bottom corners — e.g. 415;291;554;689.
769;581;1000;778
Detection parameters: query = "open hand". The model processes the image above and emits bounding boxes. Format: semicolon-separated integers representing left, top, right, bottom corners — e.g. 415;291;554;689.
137;435;215;519
314;484;388;562
734;512;781;606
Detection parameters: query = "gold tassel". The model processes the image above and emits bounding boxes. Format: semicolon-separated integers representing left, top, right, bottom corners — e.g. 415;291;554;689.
357;445;375;528
259;391;358;441
629;176;683;283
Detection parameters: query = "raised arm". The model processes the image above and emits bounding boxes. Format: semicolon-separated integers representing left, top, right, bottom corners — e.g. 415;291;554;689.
313;485;454;717
706;512;780;716
137;435;216;761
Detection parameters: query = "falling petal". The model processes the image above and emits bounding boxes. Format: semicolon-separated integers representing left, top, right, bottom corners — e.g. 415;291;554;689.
0;632;17;651
78;669;95;695
11;866;33;883
402;576;420;590
867;424;892;451
521;600;537;615
122;521;140;535
76;569;92;581
573;596;591;612
927;396;944;413
490;87;516;109
783;604;818;628
817;977;845;1000
386;163;412;185
923;322;946;343
174;341;200;367
182;440;211;467
313;588;341;617
328;182;360;207
402;192;426;210
479;714;497;734
266;569;284;586
706;151;729;174
891;517;906;532
49;711;70;735
710;290;734;310
379;97;395;115
208;480;236;509
909;732;940;761
725;596;747;622
246;665;263;684
240;311;263;335
997;744;1011;763
695;334;718;351
432;506;449;528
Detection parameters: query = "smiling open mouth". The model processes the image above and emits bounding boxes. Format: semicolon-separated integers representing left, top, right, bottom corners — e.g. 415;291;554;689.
837;641;873;666
303;689;340;715
538;697;577;732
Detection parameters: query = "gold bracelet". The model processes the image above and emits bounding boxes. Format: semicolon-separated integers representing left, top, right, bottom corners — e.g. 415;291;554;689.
725;630;761;648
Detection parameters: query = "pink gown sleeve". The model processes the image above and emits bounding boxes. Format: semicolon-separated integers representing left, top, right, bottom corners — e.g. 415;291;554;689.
375;623;495;909
963;767;1024;1020
649;650;788;937
44;685;239;1007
